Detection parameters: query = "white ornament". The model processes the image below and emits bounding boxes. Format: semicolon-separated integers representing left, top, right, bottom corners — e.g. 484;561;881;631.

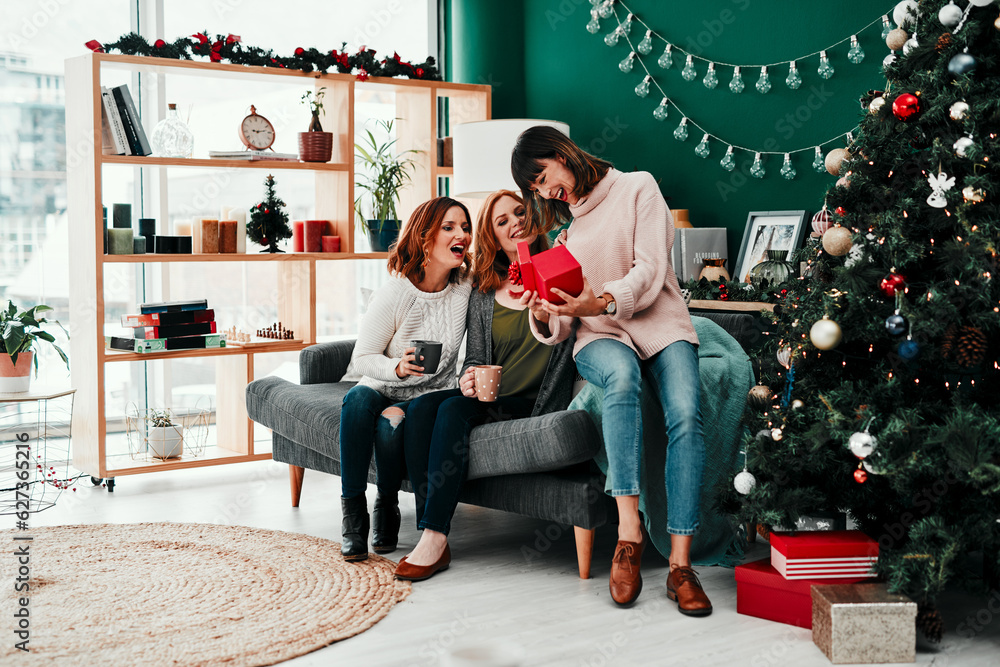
734;469;757;495
963;185;985;203
883;53;897;68
950;101;970;120
926;171;956;208
776;346;792;369
869;96;886;114
969;0;994;7
893;0;919;28
939;1;963;28
849;431;878;459
862;459;884;475
954;136;974;157
903;36;919;56
809;318;843;350
845;233;876;268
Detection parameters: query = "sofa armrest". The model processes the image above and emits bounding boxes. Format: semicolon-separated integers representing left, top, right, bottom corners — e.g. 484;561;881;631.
299;340;356;385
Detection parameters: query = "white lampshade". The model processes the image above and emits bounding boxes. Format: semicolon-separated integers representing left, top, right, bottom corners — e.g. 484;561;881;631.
452;119;570;198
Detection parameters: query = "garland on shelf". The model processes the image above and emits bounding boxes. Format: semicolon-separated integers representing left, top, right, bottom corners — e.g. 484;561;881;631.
84;32;441;81
683;277;787;304
586;0;897;178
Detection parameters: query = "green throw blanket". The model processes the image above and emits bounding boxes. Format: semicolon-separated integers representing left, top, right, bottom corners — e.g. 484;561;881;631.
568;316;754;567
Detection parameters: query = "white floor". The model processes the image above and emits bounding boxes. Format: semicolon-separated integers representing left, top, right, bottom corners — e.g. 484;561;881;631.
27;460;1000;667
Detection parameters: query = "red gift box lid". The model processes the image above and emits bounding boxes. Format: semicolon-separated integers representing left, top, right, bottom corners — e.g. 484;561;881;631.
516;241;537;294
768;530;879;559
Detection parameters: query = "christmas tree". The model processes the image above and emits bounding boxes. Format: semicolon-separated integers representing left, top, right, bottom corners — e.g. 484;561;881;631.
247;174;292;253
722;0;1000;637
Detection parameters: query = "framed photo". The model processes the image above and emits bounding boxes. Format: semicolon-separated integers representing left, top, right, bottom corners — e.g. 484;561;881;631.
734;210;809;283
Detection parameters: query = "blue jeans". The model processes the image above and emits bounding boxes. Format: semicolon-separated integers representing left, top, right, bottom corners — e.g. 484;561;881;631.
574;338;705;535
404;388;535;535
339;384;410;500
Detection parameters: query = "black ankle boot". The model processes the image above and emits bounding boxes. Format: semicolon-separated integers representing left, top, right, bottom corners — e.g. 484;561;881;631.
341;495;370;562
372;492;400;554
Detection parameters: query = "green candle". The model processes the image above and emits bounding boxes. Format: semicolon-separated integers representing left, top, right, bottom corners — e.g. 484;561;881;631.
133;236;146;254
108;228;134;255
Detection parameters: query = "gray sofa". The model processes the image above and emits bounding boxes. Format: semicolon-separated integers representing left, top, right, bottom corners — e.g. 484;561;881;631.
245;311;755;579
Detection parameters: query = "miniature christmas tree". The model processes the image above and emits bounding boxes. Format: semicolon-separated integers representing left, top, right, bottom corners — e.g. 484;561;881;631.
722;0;1000;635
247;174;291;253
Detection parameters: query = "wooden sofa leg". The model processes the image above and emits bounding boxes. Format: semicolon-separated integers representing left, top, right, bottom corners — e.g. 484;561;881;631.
289;465;305;507
574;526;596;579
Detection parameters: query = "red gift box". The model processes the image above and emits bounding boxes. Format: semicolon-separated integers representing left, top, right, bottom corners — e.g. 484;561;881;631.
736;558;869;629
770;530;879;580
516;241;583;306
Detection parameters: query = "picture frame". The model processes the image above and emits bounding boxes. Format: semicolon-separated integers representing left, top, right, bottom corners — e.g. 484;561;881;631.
734;210;809;283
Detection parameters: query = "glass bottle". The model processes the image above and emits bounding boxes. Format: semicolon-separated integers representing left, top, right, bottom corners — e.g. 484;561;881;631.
151;103;194;158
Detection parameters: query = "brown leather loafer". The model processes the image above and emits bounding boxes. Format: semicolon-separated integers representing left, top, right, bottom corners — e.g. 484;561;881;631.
393;544;451;582
666;566;713;616
609;539;644;606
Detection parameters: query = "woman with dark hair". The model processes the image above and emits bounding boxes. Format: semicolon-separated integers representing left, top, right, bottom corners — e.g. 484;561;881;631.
511;125;711;615
338;197;472;562
393;190;576;581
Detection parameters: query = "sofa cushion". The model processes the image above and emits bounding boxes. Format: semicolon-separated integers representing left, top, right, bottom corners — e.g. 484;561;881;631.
246;377;355;459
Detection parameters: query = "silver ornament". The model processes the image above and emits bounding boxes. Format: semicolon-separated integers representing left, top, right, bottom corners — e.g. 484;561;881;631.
734;470;757;495
949;101;970;121
969;0;994;6
849;431;878;458
902;36;919;56
938;2;963;28
954;136;974;157
883;53;897;69
869;96;886;114
862;459;884;475
893;0;919;28
776;346;792;369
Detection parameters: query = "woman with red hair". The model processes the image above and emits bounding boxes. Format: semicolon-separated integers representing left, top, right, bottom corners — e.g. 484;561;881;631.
339;197;472;562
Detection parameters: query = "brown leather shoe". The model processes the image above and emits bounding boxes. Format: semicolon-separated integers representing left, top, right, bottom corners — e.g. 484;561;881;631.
393;544;451;582
609;540;644;606
666;566;713;616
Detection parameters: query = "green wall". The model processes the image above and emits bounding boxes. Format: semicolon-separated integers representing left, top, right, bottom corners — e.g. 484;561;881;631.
451;0;890;262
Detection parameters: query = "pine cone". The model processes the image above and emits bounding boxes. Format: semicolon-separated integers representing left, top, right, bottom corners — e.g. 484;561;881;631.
917;604;943;643
937;33;952;52
953;327;988;367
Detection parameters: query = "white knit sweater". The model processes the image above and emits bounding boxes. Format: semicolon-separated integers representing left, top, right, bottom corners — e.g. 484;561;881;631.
344;274;472;401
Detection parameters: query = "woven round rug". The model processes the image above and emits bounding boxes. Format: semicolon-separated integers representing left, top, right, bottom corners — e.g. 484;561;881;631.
1;522;410;666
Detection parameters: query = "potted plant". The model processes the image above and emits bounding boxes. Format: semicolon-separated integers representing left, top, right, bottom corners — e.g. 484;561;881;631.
355;119;420;252
298;87;333;163
146;409;183;459
0;300;69;393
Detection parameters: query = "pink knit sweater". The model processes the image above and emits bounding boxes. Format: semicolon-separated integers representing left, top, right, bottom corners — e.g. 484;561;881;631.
529;168;698;359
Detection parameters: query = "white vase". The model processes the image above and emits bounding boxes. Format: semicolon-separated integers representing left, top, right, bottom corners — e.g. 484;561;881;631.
148;425;183;458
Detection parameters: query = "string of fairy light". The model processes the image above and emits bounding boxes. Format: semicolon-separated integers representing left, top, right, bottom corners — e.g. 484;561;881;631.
585;0;896;178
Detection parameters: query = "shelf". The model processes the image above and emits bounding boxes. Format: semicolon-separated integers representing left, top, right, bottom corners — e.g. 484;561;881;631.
101;154;350;171
103;340;308;363
103;446;273;476
103;252;388;263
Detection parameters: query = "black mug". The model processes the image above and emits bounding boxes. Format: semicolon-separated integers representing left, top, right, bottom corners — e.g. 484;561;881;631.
410;340;443;374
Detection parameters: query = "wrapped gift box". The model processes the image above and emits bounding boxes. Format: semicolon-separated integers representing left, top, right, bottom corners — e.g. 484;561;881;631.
736;559;869;629
812;583;916;664
770;530;878;579
516;241;583;306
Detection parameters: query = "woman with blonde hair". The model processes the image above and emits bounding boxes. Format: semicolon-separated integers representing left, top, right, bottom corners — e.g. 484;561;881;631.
393;190;577;581
339;196;472;562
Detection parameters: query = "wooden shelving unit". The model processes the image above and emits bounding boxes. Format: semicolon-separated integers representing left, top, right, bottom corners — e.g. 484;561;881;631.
65;52;490;480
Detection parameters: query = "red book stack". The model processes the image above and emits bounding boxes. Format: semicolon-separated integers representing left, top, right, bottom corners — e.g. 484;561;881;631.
735;530;879;629
516;241;583;306
106;300;224;352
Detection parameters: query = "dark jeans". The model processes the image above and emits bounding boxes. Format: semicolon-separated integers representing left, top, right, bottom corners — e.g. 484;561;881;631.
404;388;535;535
339;384;411;500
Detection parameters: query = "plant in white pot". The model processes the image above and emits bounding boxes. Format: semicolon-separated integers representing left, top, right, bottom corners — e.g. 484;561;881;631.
354;119;420;252
0;300;69;393
146;409;183;459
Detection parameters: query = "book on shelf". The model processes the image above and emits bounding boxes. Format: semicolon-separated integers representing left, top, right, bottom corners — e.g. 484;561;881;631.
110;85;152;156
133;321;218;340
121;309;215;328
140;299;209;314
676;228;728;283
106;334;226;353
100;86;128;155
208;150;300;161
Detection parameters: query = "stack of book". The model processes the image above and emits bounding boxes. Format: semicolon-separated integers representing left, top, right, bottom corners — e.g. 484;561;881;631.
105;300;225;353
100;84;152;157
735;530;879;629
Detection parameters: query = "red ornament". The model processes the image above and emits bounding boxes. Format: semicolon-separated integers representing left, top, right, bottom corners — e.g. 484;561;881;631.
834;206;846;217
854;468;868;483
154;39;166;48
892;93;920;121
879;272;907;298
356;68;370;82
294;47;305;56
264;208;270;214
416;67;425;78
85;39;105;53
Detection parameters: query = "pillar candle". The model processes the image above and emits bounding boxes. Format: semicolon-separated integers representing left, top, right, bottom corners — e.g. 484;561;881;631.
219;220;237;253
133;237;146;254
175;219;192;236
176;236;192;254
229;208;247;253
155;236;179;254
321;235;341;253
220;205;232;222
112;203;132;229
304;220;325;253
292;221;305;252
138;218;156;237
108;228;134;255
200;218;219;253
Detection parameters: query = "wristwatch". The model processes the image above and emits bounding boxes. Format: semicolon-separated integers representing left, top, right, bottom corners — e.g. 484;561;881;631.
601;293;617;316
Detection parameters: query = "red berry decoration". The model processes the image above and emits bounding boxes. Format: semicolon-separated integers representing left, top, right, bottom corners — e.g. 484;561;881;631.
892;93;920;121
879;272;907;298
507;261;523;286
835;206;847;217
854;468;868;483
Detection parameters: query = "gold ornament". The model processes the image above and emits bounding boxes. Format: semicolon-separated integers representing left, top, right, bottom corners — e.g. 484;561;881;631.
747;385;773;410
791;399;805;409
963;185;985;203
822;225;854;256
886;28;909;51
825;148;850;177
995;13;1000;31
810;317;843;350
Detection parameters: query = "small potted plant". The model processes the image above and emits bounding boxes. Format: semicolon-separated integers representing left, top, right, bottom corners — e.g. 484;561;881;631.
355;119;420;252
146;409;183;459
0;300;69;393
298;87;333;163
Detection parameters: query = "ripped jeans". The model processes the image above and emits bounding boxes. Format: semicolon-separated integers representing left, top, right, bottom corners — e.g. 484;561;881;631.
339;384;411;500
